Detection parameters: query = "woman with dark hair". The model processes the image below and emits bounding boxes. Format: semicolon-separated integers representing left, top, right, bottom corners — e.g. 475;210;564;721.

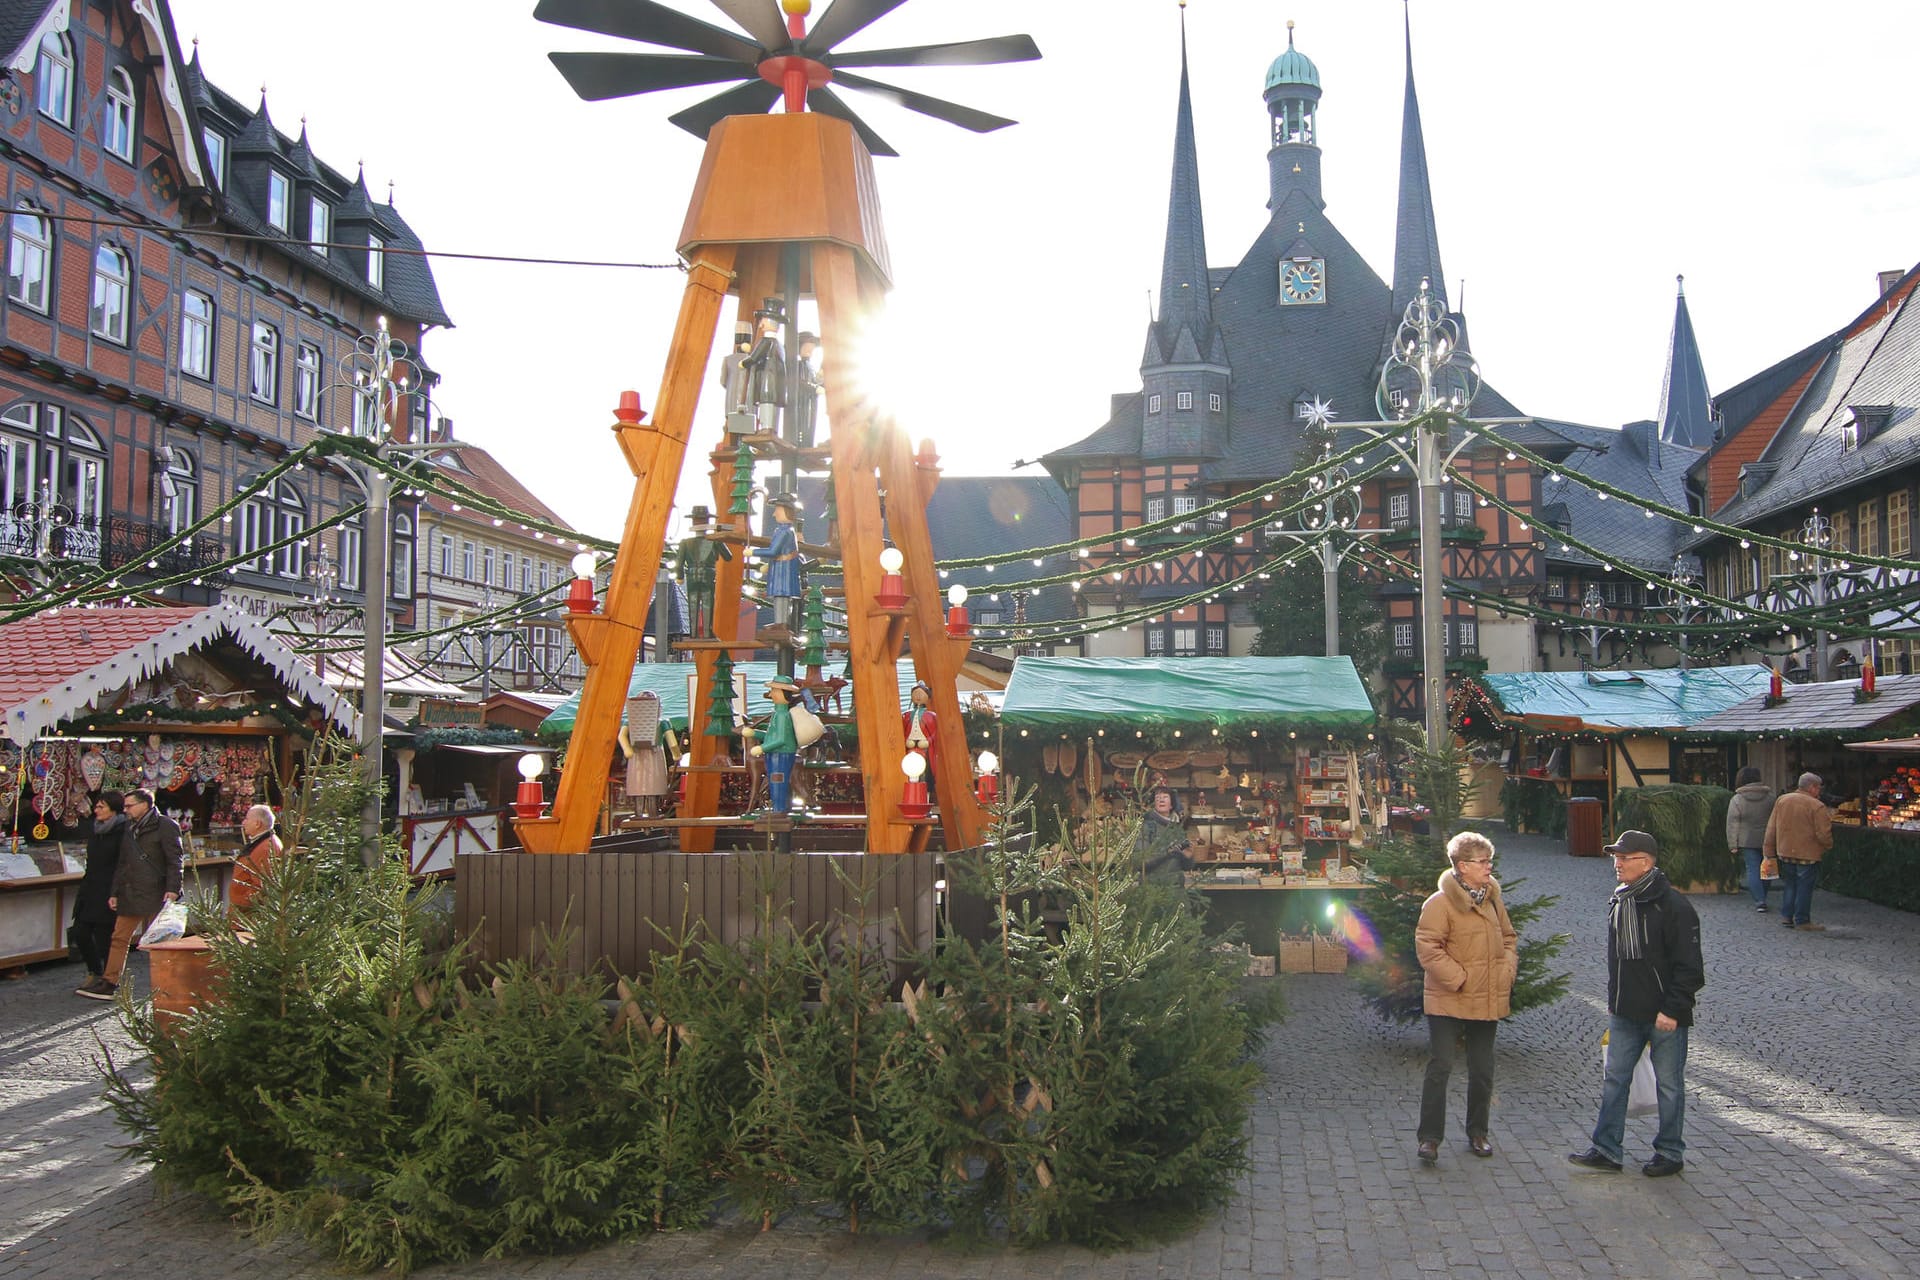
1726;766;1778;913
71;791;126;996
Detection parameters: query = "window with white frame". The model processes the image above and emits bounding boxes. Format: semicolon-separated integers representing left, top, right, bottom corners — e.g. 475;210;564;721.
351;381;378;436
1172;625;1198;655
1173;494;1198;516
1175;391;1193;410
1206;624;1226;654
6;208;51;312
1457;619;1478;654
338;517;362;590
1393;621;1414;653
103;67;135;161
539;560;550;592
1208;392;1222;412
483;547;495;586
308;196;330;256
202;128;226;189
499;551;512;589
238;476;305;577
462;540;475;580
1;403;106;532
267;171;290;232
35;32;72;125
1546;576;1566;599
367;234;384;288
1388;491;1411;526
520;557;532;592
294;342;321;419
90;244;129;343
1147;393;1162;414
390;513;413;598
161;446;197;535
249;321;278;402
438;534;453;576
1454;490;1473;520
1145;496;1166;522
179;290;212;378
1146;628;1167;655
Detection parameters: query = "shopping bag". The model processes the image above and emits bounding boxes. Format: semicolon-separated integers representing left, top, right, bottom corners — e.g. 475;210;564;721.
138;901;190;947
1601;1030;1659;1118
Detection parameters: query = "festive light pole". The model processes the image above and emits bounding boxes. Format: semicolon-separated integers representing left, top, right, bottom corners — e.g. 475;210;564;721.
1258;431;1386;656
1656;554;1706;671
1577;584;1613;667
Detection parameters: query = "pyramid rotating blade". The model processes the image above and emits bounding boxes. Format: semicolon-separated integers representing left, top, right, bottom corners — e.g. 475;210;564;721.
828;34;1041;69
668;78;784;139
832;70;1015;133
549;52;750;102
535;0;762;61
802;0;910;57
706;0;790;51
806;85;898;156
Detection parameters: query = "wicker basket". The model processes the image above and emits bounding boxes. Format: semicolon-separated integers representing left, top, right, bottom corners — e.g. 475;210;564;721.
1312;932;1349;974
1279;934;1315;973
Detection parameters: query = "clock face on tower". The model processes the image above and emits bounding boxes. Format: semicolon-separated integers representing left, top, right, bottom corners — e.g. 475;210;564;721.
1279;258;1327;305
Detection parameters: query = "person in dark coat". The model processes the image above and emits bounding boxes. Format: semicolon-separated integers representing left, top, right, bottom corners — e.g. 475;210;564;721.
71;791;126;996
1569;830;1706;1178
83;788;185;1001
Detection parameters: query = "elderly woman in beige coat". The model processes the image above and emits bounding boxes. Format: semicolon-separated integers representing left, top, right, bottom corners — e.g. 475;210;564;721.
1414;831;1519;1164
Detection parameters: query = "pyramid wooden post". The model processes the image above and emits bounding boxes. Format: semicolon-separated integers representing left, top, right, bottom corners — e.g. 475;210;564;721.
515;112;983;854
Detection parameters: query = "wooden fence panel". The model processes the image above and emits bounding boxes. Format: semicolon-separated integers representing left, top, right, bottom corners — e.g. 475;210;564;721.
452;850;940;981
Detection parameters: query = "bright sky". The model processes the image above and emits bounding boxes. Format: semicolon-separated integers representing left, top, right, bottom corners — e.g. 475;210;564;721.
166;0;1920;543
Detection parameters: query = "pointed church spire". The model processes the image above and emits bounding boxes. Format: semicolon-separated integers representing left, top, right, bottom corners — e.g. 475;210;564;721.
1389;5;1447;317
1148;9;1215;365
1658;275;1713;448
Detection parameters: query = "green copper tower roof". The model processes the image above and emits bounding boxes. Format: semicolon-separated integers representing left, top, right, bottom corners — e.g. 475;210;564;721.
1265;23;1320;92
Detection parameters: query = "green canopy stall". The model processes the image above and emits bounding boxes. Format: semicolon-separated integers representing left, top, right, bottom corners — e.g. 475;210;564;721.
999;655;1376;735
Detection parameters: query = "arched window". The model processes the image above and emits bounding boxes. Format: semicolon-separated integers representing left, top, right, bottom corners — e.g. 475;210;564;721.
90;244;129;343
338;513;362;591
238;476;305;578
0;401;106;558
103;66;135;161
35;31;72;126
160;445;197;535
5;208;51;312
390;512;414;599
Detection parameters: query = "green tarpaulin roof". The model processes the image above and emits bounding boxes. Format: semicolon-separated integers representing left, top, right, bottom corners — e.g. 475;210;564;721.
1476;665;1775;732
536;661;923;740
998;656;1375;733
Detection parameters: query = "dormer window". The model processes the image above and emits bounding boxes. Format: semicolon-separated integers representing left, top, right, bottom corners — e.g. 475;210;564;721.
1840;420;1859;451
308;197;330;256
202;128;227;188
1842;404;1894;452
367;234;385;288
267;172;290;232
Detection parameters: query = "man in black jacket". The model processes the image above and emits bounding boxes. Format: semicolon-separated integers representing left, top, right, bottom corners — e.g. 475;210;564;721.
84;788;185;1001
1568;830;1706;1178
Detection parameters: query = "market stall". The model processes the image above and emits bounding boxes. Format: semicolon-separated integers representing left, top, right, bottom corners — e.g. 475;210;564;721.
1682;672;1920;828
0;606;358;968
996;656;1381;944
1467;665;1774;841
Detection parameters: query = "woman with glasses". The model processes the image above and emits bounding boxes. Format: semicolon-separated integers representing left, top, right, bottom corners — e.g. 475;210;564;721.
1413;830;1519;1164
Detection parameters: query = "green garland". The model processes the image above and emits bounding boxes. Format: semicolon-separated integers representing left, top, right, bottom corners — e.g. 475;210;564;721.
409;726;529;752
76;700;317;736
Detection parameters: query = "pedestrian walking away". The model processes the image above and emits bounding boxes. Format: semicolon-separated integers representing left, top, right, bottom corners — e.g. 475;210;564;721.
84;788;185;1002
1414;830;1518;1164
1726;766;1778;913
70;791;126;998
1763;771;1833;930
1569;829;1705;1178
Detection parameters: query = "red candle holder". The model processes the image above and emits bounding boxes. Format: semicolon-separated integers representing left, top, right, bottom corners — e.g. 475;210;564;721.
1863;662;1877;695
899;778;930;820
875;573;907;610
612;390;646;425
566;577;597;614
975;773;998;805
1769;667;1784;699
946;603;970;638
514;778;545;821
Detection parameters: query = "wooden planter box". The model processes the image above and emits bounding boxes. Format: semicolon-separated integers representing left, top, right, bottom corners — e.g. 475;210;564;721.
145;936;222;1037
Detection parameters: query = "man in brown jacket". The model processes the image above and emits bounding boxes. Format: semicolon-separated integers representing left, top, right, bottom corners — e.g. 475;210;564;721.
1762;771;1833;931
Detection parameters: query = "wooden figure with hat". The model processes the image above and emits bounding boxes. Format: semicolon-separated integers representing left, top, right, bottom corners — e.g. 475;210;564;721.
673;505;733;637
751;675;804;814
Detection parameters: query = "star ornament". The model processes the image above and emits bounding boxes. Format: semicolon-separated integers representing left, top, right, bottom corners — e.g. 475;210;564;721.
1303;396;1338;428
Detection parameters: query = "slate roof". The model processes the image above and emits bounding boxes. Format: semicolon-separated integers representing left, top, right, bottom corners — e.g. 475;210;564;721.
1146;29;1223;370
1535;420;1704;572
182;51;453;329
1389;12;1447;324
1686;672;1920;737
1697;280;1920;532
1658;280;1714;449
1043;27;1521;489
0;0;56;65
797;475;1078;625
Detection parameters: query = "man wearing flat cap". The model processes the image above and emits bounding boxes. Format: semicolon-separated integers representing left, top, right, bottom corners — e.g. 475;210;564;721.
1569;829;1705;1179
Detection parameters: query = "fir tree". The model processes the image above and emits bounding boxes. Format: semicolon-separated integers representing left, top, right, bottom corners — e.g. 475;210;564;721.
800;585;828;672
727;442;756;516
703;650;736;739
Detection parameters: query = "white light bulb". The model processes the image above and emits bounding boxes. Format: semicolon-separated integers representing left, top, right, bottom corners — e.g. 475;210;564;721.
948;584;968;606
570;551;597;578
517;752;545;780
878;547;904;574
976;750;999;775
901;750;927;780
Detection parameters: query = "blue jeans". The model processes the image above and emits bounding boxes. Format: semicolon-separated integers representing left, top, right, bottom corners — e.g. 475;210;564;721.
1779;859;1819;925
1591;1013;1687;1164
1740;847;1772;905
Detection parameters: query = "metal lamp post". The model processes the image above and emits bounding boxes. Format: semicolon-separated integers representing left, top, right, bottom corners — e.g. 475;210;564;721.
1577;584;1613;667
1260;436;1387;656
1656;554;1706;671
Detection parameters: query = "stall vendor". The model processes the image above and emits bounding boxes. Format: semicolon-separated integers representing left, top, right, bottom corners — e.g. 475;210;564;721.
1136;785;1192;885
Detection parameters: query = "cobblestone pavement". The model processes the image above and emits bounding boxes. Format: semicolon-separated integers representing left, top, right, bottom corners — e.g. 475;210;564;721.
4;831;1917;1278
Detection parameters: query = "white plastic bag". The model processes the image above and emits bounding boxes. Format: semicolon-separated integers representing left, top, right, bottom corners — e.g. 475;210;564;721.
138;901;190;947
1601;1029;1660;1118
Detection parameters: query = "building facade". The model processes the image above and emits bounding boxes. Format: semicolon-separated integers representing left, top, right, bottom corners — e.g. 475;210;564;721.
0;0;448;636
